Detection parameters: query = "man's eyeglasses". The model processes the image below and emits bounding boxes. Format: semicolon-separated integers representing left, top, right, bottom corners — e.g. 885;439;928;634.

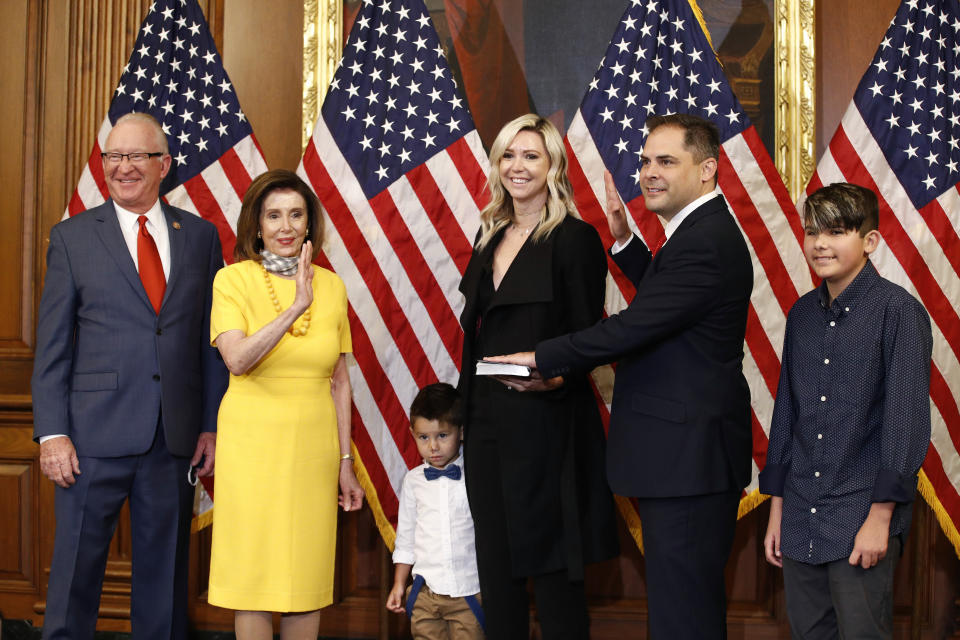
101;152;165;164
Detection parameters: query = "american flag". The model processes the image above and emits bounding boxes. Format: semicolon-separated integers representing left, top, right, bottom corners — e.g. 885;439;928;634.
65;0;268;527
66;0;268;268
297;0;489;545
804;0;960;555
563;0;814;543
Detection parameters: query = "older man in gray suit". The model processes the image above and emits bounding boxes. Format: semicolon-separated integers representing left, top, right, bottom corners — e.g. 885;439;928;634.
32;112;228;640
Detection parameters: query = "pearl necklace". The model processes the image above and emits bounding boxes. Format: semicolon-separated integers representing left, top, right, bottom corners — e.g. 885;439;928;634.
261;264;311;337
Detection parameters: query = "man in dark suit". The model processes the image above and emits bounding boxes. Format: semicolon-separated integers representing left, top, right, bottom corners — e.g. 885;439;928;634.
494;114;753;638
32;112;228;640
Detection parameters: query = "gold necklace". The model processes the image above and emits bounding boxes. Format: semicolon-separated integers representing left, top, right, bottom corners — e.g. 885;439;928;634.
261;264;312;337
511;207;544;235
511;222;538;235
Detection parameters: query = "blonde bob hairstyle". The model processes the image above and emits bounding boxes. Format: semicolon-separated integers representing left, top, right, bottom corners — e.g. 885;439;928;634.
475;114;578;251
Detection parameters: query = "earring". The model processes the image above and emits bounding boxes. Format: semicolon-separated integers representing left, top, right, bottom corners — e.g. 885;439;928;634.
257;229;261;239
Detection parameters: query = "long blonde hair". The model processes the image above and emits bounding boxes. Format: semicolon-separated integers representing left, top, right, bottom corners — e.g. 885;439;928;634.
475;114;577;251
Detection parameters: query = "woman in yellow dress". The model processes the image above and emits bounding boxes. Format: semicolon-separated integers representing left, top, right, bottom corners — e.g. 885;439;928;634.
207;169;364;639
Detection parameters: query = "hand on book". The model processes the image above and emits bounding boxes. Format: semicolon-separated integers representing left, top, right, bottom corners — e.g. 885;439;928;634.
482;352;560;391
484;351;537;368
493;369;564;393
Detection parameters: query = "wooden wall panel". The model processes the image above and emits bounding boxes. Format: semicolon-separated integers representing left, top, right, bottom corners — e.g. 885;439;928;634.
222;0;305;171
0;0;30;349
0;426;35;590
0;417;41;622
815;0;900;157
1;0;959;637
0;0;37;412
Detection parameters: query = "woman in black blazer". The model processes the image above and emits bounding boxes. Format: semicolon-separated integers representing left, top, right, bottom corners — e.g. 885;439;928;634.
458;114;618;639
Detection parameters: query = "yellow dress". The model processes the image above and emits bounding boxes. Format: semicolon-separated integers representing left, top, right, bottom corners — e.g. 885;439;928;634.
207;259;351;612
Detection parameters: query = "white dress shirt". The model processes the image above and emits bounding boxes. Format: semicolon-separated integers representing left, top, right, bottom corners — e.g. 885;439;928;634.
115;199;172;279
392;453;481;597
40;199;170;445
611;188;722;254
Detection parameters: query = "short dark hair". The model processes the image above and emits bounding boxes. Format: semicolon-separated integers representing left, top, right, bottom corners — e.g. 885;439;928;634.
409;383;462;429
234;169;324;262
646;113;720;164
803;182;879;236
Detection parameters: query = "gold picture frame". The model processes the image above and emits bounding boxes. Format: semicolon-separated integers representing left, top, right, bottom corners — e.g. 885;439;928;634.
775;0;816;200
301;0;342;153
302;0;815;201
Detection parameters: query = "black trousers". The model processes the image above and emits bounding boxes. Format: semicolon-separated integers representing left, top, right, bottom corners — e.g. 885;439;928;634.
782;536;901;640
634;490;741;640
467;438;589;640
43;425;193;640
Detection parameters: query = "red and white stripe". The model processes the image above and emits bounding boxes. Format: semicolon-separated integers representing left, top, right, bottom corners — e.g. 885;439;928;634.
298;115;489;527
805;103;960;528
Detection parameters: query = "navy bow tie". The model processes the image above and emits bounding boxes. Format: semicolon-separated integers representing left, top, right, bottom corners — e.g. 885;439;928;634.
424;464;461;481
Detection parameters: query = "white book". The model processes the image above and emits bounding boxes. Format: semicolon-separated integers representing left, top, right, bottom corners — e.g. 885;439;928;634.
475;360;531;377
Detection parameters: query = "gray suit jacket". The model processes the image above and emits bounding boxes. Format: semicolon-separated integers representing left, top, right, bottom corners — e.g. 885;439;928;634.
32;199;228;457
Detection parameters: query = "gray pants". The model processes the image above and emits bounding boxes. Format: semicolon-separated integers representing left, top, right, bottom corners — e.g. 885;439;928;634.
782;536;901;640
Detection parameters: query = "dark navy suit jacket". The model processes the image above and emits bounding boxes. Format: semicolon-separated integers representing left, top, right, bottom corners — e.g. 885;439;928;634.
32;199;227;457
536;195;754;498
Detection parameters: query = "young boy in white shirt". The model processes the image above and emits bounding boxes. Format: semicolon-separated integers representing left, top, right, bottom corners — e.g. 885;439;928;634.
386;383;484;639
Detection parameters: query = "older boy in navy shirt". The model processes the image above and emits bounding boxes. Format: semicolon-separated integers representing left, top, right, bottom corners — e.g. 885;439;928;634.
759;183;932;638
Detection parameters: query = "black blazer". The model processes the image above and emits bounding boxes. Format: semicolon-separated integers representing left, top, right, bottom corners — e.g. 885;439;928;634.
537;195;754;498
458;215;619;577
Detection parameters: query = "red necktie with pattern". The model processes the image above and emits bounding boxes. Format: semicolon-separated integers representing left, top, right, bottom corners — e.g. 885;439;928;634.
137;215;166;313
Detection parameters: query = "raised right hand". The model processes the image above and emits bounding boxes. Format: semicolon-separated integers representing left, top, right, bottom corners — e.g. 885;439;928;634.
293;240;315;314
603;170;632;245
40;436;81;488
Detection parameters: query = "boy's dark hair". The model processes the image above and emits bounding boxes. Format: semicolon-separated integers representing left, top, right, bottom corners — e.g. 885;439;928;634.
803;182;879;236
410;383;462;429
646;113;720;164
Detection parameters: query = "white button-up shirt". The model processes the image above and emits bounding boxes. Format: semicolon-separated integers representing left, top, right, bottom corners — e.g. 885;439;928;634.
115;199;171;279
392;453;480;597
612;188;722;254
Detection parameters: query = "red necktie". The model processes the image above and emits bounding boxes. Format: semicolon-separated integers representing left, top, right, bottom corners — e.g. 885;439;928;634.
137;215;166;313
650;237;666;257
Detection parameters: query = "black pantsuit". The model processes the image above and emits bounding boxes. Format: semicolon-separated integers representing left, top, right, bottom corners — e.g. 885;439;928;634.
468;437;590;640
459;216;619;638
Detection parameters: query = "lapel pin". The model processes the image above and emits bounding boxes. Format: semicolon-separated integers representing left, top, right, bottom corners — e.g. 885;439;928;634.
172;221;181;230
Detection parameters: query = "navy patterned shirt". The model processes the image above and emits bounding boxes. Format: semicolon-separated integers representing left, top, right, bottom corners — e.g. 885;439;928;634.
758;260;932;564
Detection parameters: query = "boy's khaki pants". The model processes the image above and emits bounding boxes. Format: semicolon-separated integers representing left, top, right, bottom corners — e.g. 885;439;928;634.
408;583;484;640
